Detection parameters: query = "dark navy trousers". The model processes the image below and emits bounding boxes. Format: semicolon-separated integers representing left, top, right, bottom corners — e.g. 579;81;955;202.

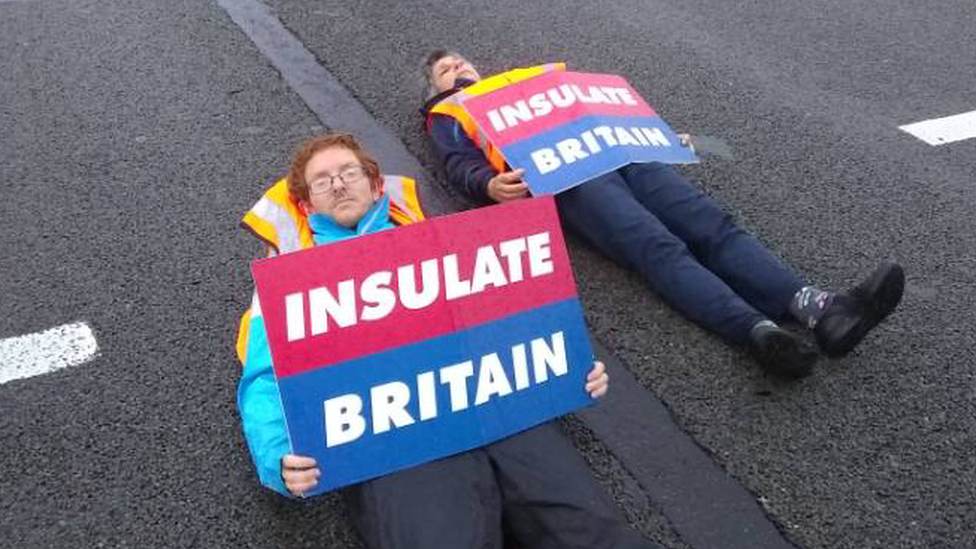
555;162;805;345
342;422;657;549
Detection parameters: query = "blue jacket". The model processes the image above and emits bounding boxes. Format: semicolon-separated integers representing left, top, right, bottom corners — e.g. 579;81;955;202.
237;196;395;496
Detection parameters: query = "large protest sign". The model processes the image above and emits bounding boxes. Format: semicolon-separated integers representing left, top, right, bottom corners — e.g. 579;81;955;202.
461;70;698;195
251;197;595;495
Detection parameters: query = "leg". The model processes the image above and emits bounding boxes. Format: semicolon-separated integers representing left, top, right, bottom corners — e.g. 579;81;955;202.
556;172;764;344
618;162;805;319
342;450;503;549
485;423;661;549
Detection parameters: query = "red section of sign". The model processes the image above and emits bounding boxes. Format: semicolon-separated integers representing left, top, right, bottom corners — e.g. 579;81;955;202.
462;71;657;148
251;196;577;378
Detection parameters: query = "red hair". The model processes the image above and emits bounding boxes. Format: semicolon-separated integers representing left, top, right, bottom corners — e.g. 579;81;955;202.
286;133;381;203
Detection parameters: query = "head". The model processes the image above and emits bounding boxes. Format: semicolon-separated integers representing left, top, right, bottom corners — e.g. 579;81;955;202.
287;133;383;228
424;50;481;96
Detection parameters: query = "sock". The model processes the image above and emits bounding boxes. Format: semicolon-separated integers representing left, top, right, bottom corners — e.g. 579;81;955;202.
749;319;778;338
789;286;833;329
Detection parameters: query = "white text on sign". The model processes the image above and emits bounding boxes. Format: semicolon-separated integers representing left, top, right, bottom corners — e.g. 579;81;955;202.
531;126;671;174
486;84;638;132
323;331;569;447
284;232;554;341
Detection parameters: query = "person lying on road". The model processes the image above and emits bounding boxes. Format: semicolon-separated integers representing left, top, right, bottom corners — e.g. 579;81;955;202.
420;50;905;379
235;132;659;549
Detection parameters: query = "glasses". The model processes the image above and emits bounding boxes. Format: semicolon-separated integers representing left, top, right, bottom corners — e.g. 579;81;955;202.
308;165;367;195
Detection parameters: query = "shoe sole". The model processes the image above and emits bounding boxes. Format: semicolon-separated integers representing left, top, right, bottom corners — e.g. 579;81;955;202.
824;262;905;358
760;330;817;379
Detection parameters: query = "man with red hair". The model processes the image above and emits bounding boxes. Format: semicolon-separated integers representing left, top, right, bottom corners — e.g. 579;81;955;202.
236;133;658;549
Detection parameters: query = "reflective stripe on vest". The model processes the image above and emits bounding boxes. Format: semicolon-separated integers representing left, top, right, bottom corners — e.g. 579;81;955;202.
428;63;566;173
241;175;425;256
385;175;425;227
236;174;424;365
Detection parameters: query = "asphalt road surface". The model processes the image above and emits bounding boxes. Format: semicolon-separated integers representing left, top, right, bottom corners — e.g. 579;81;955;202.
1;1;974;548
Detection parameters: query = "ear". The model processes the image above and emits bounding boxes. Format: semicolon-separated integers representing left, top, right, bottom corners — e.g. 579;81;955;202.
299;200;317;216
370;177;382;201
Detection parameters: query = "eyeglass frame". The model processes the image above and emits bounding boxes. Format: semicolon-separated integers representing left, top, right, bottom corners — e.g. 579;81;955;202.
308;164;368;195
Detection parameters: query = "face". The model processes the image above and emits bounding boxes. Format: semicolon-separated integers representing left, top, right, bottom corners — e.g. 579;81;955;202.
302;146;380;228
431;54;481;93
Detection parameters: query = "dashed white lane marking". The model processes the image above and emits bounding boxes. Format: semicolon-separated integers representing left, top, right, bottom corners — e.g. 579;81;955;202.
899;110;976;146
0;322;98;385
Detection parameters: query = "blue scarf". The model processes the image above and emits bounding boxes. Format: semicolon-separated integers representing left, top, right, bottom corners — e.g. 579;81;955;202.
307;194;395;246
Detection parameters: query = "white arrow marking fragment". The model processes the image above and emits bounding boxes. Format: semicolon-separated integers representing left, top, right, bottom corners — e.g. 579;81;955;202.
899;110;976;146
0;322;98;385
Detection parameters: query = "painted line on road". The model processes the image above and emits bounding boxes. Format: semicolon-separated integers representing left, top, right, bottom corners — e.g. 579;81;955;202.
899;110;976;146
0;322;99;385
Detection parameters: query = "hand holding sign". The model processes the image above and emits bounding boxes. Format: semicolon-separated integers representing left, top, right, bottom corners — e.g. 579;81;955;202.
281;454;320;497
279;358;609;497
487;168;529;202
585;360;608;399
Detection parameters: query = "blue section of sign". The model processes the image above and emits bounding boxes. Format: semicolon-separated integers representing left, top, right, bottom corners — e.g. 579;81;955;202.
501;114;699;195
275;298;594;495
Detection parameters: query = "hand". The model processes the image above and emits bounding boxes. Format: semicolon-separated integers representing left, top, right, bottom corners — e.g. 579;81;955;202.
677;133;695;154
487;169;529;203
281;454;320;497
585;360;609;399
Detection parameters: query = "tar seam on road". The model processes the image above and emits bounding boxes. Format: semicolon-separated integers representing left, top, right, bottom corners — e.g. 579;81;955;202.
899;109;976;146
215;1;799;548
214;0;426;181
0;322;99;385
581;338;798;549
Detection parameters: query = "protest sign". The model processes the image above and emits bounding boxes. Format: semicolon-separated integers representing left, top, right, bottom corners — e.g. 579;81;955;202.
461;70;698;195
251;196;595;495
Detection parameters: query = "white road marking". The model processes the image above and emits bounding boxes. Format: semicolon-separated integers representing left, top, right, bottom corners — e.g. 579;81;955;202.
0;322;99;385
899;110;976;146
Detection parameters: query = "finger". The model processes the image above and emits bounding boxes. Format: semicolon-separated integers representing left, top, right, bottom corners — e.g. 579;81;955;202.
499;183;528;197
589;383;608;399
587;361;605;380
498;169;525;182
282;455;317;469
587;373;609;393
585;372;608;390
283;467;321;483
287;479;319;496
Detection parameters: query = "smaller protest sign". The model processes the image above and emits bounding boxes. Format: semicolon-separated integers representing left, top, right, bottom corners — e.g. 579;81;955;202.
251;196;595;495
461;70;698;195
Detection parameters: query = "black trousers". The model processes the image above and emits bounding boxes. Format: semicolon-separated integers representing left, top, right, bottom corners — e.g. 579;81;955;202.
342;422;659;549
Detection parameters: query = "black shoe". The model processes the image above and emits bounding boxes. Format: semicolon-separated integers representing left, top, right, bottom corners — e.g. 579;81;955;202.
749;323;818;379
814;262;905;358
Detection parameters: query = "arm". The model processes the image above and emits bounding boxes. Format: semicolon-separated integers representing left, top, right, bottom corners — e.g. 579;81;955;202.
428;114;528;204
236;300;296;497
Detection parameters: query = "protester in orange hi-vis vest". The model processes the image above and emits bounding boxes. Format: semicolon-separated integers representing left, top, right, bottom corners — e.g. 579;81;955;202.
235;132;662;549
421;50;905;379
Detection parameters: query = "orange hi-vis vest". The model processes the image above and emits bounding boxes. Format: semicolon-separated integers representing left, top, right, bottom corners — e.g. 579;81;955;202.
426;63;566;173
241;175;424;256
235;175;425;362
